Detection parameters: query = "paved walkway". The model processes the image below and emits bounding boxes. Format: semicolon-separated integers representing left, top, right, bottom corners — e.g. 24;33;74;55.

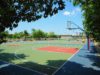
53;42;100;75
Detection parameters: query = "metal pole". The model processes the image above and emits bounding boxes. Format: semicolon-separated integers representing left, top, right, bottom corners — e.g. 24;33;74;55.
68;21;90;50
86;33;90;50
85;1;90;50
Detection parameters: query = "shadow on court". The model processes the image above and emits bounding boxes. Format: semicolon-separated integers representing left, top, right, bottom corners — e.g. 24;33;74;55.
79;54;100;69
47;60;66;68
0;49;45;75
17;60;68;75
18;61;56;75
54;42;100;75
54;61;100;75
0;61;44;75
0;49;26;62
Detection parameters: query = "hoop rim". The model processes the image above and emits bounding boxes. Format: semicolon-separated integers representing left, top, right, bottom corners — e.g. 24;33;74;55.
67;28;79;30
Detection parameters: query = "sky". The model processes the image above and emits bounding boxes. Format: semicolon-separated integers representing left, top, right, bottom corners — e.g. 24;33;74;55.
9;1;84;35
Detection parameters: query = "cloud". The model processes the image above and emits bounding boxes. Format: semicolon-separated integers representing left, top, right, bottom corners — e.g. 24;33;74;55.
63;7;81;16
63;11;71;16
75;8;81;12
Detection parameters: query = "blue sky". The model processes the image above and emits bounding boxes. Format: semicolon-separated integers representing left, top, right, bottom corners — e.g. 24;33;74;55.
9;1;84;35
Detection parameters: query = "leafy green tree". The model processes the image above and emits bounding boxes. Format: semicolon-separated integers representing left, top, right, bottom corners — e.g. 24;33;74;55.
0;31;9;43
47;32;57;38
32;29;46;40
71;0;100;41
13;32;20;39
24;30;29;36
23;30;29;40
18;32;24;38
0;0;65;32
2;31;9;38
31;28;36;38
7;34;13;39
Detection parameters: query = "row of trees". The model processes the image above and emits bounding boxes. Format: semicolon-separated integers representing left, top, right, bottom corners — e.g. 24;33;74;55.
32;29;58;40
3;29;59;42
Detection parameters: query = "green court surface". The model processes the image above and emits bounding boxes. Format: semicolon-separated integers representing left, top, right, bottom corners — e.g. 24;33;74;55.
0;39;84;75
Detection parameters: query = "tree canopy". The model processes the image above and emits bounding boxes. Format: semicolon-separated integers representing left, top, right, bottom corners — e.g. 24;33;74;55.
72;0;100;41
0;0;65;32
32;29;46;40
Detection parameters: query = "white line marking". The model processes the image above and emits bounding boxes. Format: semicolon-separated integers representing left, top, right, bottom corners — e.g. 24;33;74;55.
0;61;47;75
52;44;85;75
43;65;58;69
0;64;10;69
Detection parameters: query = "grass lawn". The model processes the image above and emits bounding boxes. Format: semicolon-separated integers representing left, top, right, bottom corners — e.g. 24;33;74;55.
0;39;84;75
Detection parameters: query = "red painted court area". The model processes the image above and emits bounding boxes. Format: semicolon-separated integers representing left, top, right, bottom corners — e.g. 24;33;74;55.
38;46;78;54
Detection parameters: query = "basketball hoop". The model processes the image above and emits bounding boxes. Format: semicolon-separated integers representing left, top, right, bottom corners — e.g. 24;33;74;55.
66;20;90;50
67;21;72;30
67;21;81;30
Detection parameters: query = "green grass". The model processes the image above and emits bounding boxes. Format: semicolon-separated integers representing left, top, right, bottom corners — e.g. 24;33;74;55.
0;39;84;75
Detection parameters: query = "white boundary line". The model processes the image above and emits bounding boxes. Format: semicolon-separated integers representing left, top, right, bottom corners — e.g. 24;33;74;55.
0;60;47;75
52;44;85;75
42;65;58;69
0;63;10;69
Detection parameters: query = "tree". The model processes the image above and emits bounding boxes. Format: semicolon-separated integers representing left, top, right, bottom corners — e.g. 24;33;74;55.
47;32;57;38
13;32;20;39
32;29;46;40
18;32;24;38
0;0;65;32
23;30;29;40
71;0;100;41
0;31;9;43
7;34;13;39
